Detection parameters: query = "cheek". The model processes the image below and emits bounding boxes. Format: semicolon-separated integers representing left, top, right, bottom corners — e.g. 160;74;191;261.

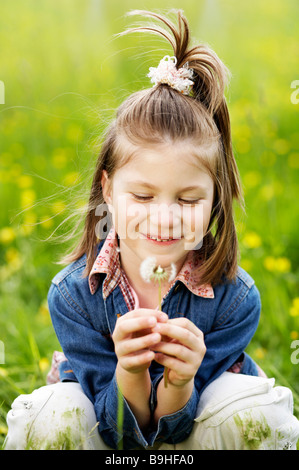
112;197;148;237
109;195;128;234
183;205;204;230
202;203;213;231
183;204;211;245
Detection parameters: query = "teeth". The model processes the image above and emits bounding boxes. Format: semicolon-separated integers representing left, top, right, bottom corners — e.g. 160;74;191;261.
149;236;172;242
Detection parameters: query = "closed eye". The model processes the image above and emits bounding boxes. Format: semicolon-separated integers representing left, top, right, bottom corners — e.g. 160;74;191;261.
179;198;203;205
131;193;203;204
131;193;153;202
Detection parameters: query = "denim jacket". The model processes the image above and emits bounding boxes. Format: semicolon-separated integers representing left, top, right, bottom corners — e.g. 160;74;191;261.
47;240;261;450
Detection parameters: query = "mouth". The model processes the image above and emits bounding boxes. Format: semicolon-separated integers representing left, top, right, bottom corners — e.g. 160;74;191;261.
142;233;182;245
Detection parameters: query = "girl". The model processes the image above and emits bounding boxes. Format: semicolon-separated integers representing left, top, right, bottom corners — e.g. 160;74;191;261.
5;10;299;450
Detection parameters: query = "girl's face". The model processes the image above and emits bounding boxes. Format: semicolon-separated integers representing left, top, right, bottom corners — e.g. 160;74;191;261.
101;140;215;273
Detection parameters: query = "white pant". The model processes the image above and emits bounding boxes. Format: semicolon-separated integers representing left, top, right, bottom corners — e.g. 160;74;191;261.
4;372;299;450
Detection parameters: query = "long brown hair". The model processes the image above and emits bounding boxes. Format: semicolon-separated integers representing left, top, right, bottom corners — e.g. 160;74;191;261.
60;10;244;286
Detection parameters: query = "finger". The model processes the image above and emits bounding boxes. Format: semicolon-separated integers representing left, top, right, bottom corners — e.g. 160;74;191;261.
155;323;203;351
113;310;168;338
120;349;155;370
154;352;194;377
113;316;158;342
119;309;168;323
152;341;193;363
116;332;161;357
167;317;204;338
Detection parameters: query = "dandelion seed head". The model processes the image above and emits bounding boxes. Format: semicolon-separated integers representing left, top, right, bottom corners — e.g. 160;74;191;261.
168;263;177;282
140;256;158;283
140;257;177;283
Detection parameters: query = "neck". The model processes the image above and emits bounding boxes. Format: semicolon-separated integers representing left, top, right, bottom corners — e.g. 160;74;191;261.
118;241;186;310
120;250;161;299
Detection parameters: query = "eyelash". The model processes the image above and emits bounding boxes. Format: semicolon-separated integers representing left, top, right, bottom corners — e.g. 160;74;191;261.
131;194;202;205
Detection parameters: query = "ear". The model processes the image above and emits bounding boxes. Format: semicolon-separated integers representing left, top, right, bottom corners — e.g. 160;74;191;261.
101;170;112;205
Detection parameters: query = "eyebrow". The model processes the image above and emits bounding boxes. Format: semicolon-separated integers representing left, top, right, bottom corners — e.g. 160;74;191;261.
128;180;209;194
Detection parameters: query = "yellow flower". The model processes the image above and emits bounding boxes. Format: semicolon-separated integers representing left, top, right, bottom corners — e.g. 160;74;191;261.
66;124;83;143
0;227;16;244
240;259;253;272
273;139;290;155
264;256;291;273
259;184;275;201
290;331;298;340
0;425;8;435
40;216;54;229
5;248;22;270
51;148;69;169
47;121;61;138
233;124;251;140
254;347;266;360
20;211;37;236
39;357;50;372
275;257;291;273
263;256;276;271
20;189;36;208
235;138;251;154
17;174;33;188
51;200;66;214
38;299;51;323
76;199;87;212
242;232;262;249
243;171;261;189
0;367;8;377
290;298;299;317
52;154;67;169
63;171;80;186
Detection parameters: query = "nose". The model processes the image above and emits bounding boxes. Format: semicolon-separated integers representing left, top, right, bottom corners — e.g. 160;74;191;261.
149;202;181;235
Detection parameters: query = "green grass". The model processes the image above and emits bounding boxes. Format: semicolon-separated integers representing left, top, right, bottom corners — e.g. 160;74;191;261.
1;0;299;448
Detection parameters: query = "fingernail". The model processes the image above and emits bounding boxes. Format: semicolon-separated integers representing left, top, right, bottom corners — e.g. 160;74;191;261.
159;313;168;321
148;317;156;326
152;333;160;342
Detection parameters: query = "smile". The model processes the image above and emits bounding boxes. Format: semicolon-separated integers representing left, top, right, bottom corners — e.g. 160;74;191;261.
142;234;182;244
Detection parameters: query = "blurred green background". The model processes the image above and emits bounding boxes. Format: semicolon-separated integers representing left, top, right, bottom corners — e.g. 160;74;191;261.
0;0;298;446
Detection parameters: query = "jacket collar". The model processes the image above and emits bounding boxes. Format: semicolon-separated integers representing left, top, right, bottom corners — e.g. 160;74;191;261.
89;228;214;299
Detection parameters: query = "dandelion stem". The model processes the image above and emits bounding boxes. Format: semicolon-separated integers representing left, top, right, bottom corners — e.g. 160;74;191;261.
117;387;124;450
157;276;168;388
140;258;176;389
158;278;162;311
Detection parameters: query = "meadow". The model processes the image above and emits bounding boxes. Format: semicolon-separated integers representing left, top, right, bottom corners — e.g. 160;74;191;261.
0;0;298;448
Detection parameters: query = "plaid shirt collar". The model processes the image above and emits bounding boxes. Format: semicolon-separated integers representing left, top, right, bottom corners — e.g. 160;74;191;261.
88;228;214;309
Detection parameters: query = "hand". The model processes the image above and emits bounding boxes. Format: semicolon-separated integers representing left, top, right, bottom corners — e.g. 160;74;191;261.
152;317;206;387
112;309;168;374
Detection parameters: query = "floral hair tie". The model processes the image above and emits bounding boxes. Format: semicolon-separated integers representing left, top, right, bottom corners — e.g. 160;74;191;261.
147;55;194;96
